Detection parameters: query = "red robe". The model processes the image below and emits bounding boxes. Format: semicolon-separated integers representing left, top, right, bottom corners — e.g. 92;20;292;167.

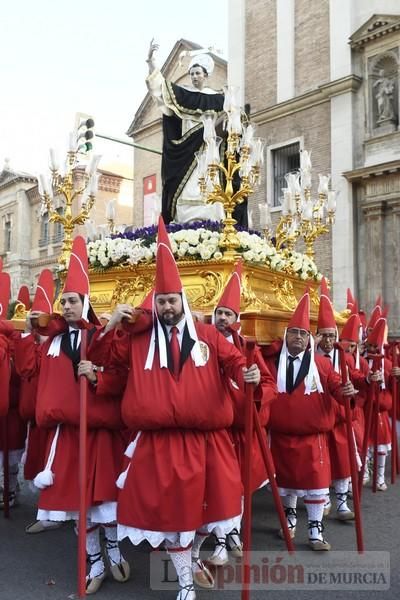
16;328;127;512
265;349;345;490
367;357;392;447
89;321;248;532
227;336;277;491
15;336;50;480
326;352;368;480
0;334;10;417
0;341;26;457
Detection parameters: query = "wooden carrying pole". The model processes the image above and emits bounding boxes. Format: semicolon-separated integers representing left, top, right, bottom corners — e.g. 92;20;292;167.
389;343;399;483
334;342;364;552
241;340;255;600
78;328;88;598
2;416;10;518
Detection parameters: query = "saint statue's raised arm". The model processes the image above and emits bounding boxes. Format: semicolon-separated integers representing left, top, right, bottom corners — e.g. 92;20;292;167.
146;39;225;224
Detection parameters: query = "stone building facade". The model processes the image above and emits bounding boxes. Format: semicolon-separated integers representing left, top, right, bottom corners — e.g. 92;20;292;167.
228;0;400;334
0;160;133;299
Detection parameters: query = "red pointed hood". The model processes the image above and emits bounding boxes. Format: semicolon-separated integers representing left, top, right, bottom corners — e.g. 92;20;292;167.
17;285;31;310
317;277;335;330
340;313;361;343
0;272;11;321
139;289;154;311
216;260;242;316
287;292;310;331
63;236;90;296
367;305;382;331
155;217;182;294
346;288;356;310
31;269;54;314
367;317;386;347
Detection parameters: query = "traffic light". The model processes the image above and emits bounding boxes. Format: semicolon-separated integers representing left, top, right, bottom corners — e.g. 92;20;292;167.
76;115;95;154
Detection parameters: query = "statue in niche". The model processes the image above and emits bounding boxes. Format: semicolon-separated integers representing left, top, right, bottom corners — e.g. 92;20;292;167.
373;69;396;123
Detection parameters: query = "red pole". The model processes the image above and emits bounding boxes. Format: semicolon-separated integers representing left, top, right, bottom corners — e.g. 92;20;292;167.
334;342;364;553
241;340;255;600
78;328;88;598
389;343;398;484
2;416;9;519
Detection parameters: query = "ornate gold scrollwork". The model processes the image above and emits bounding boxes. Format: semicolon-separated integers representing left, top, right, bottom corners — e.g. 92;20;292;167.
185;270;225;308
271;277;298;312
110;275;154;308
309;286;320;308
241;273;271;311
12;302;27;320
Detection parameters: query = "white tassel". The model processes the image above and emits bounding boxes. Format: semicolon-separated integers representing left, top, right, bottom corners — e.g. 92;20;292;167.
124;432;142;458
33;424;60;489
116;464;130;489
33;469;55;490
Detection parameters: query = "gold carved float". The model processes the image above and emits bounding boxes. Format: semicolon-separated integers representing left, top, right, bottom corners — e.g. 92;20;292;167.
88;260;347;345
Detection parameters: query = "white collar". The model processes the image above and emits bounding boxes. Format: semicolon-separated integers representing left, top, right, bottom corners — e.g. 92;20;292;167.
288;350;305;361
165;317;186;336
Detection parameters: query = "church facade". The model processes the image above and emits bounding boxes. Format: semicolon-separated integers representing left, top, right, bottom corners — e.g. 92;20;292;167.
228;0;400;334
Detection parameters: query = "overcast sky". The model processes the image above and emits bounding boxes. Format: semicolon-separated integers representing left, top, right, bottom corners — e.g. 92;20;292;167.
0;0;228;176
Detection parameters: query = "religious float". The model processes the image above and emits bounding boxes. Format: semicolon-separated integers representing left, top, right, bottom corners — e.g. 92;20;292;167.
12;101;346;341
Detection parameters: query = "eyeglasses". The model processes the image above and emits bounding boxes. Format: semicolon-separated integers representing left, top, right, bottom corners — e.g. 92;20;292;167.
320;333;336;340
287;328;310;338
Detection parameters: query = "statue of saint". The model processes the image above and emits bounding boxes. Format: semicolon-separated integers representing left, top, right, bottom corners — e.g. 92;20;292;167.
146;40;225;224
373;69;395;123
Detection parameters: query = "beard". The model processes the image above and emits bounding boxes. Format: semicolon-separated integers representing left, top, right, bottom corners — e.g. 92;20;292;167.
159;311;184;326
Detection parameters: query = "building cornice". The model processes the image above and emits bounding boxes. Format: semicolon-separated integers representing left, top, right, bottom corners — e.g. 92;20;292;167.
343;159;400;182
349;14;400;50
251;75;362;124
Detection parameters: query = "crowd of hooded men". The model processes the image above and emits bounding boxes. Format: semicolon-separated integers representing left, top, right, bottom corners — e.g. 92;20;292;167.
0;219;399;600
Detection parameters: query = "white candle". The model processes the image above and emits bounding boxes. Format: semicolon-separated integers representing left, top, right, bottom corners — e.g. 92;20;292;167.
327;190;337;211
68;132;76;152
242;124;255;147
202;116;216;143
39;174;50;196
88;174;99;195
300;149;312;171
318;174;331;195
49;148;59;171
228;110;242;135
303;202;313;220
106;199;116;220
258;203;271;228
86;154;102;176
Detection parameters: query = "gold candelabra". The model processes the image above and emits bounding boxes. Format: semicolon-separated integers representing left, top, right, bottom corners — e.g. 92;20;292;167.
275;153;337;259
39;149;99;269
197;105;265;261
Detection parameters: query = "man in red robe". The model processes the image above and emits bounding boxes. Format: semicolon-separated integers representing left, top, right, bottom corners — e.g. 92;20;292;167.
364;317;400;490
315;280;369;521
0;271;26;511
206;261;277;567
264;292;355;551
90;218;264;600
16;237;130;594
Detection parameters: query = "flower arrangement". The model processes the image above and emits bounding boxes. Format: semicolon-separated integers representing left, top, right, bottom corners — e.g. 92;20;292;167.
87;221;322;281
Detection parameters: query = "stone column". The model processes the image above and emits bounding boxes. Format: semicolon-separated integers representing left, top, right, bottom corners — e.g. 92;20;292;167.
385;198;400;336
361;201;385;312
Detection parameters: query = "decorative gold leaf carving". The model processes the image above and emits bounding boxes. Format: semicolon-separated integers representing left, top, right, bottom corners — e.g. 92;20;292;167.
271;278;298;311
241;273;271;310
110;275;154;308
186;270;225;308
12;302;27;320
